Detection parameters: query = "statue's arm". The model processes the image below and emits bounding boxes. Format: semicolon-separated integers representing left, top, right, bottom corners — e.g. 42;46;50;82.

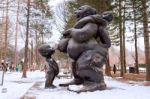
58;38;69;53
71;23;98;43
98;27;111;48
74;16;95;28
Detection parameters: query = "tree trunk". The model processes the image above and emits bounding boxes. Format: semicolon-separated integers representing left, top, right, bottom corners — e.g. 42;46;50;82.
35;31;39;69
22;0;30;78
122;1;126;73
4;0;9;61
119;0;124;77
105;53;112;76
132;0;139;74
14;0;20;70
142;0;150;81
31;40;33;70
0;8;5;61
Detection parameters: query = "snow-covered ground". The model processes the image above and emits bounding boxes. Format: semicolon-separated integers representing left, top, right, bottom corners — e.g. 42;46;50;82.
0;71;150;99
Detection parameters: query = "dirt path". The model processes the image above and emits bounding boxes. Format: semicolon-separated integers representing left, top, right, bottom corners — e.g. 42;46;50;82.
20;81;44;99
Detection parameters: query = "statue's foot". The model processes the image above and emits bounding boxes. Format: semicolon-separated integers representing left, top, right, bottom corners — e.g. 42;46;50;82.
68;81;106;93
45;84;56;89
59;79;83;87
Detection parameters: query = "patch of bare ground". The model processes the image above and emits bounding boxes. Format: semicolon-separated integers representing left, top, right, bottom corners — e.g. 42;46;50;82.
20;81;44;99
143;81;150;86
111;72;150;86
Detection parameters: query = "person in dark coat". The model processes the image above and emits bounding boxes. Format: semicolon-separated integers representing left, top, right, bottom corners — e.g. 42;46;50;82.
113;64;117;74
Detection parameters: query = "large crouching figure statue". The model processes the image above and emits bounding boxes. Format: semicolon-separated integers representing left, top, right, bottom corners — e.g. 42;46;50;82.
58;5;113;92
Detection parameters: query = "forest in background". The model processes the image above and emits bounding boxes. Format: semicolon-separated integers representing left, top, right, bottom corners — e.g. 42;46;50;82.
0;0;150;81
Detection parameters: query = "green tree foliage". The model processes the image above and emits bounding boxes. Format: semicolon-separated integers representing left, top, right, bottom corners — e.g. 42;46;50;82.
142;0;150;81
19;0;53;44
30;0;53;42
64;0;113;30
77;0;112;13
64;1;79;30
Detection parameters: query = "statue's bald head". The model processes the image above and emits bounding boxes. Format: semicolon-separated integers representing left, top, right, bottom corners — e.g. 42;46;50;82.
38;44;55;58
75;5;96;21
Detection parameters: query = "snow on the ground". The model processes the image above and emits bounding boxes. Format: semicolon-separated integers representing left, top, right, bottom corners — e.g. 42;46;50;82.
0;71;150;99
0;71;45;99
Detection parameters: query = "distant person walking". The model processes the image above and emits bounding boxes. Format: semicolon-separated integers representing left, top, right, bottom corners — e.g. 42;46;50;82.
1;60;7;72
16;64;19;72
113;64;117;74
9;62;13;72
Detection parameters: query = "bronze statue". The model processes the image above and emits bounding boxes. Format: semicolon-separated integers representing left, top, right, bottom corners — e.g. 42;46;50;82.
38;44;59;88
58;5;113;92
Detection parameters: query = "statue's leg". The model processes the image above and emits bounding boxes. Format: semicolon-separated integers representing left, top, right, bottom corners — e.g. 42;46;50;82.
45;70;56;88
78;68;106;84
59;61;83;87
71;61;84;84
70;50;107;92
72;69;106;92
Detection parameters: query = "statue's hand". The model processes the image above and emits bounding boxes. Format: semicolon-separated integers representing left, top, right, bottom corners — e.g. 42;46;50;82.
63;28;73;38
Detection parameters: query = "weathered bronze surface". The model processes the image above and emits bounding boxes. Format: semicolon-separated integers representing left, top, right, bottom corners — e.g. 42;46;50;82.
39;44;59;88
58;5;113;92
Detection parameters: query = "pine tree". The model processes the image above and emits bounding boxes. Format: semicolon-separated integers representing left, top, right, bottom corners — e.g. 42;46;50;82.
142;0;150;81
4;0;9;61
23;0;30;78
14;0;20;73
132;0;139;74
119;0;124;77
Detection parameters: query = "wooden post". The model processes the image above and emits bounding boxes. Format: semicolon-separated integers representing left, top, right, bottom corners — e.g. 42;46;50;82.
1;70;5;85
1;60;5;86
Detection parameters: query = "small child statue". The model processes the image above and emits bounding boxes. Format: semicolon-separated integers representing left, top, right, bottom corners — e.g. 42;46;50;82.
38;44;59;88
